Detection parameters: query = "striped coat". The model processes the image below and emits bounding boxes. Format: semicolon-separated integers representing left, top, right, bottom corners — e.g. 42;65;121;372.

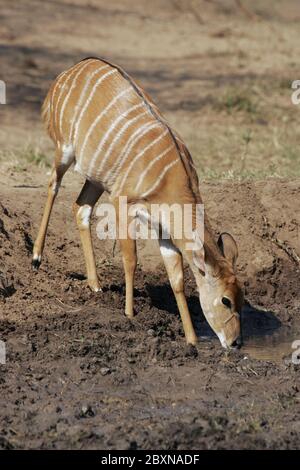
42;57;200;204
34;57;242;350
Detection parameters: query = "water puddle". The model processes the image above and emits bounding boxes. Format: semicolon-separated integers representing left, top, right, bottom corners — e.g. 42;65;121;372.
240;303;300;363
242;326;300;363
195;302;300;364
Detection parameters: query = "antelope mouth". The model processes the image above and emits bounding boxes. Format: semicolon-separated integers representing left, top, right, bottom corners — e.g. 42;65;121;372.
229;335;243;350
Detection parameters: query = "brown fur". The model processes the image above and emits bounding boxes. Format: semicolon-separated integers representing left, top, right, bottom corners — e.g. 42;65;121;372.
33;58;243;348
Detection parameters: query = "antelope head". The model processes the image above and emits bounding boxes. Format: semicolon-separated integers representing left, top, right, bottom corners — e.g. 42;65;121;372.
192;232;243;349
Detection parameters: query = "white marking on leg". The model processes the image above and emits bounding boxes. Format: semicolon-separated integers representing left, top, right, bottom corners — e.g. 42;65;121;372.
159;239;180;257
115;127;168;196
140;158;180;199
77;205;92;229
61;143;75;166
136;144;174;191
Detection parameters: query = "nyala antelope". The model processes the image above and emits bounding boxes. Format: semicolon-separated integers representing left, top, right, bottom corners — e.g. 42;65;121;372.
33;57;243;349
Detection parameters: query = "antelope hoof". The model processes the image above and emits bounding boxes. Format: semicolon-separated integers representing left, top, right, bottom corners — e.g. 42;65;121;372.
185;343;198;358
32;254;42;270
186;336;198;347
88;280;102;293
125;311;134;319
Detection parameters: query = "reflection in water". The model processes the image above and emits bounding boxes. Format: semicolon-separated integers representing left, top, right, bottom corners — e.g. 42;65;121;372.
194;300;299;363
241;302;298;363
242;327;299;363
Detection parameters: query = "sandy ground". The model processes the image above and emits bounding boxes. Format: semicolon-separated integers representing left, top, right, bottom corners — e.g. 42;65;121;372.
1;0;300;450
1;0;300;177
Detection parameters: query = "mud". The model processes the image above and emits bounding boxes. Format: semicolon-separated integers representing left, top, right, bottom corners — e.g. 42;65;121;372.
1;0;300;451
1;175;300;450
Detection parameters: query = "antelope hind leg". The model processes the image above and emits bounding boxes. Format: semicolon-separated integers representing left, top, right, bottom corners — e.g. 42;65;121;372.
33;163;69;268
73;179;104;292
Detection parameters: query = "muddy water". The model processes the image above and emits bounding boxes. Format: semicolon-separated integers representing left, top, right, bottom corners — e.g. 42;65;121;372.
241;303;300;363
196;302;300;363
243;326;300;363
199;326;300;363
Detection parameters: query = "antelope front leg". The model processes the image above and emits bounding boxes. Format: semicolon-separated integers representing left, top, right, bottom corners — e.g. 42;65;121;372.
119;238;137;318
73;180;104;292
114;199;137;318
159;239;197;345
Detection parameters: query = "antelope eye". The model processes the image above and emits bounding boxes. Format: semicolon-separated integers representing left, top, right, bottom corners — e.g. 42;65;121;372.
222;297;232;309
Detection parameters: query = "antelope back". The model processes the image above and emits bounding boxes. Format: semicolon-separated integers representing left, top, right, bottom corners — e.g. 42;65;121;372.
43;58;197;203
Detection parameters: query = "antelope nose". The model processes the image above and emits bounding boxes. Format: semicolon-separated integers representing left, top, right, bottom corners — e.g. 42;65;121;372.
231;336;242;349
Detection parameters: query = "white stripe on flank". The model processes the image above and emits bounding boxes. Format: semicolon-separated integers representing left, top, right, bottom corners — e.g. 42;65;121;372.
79;86;133;163
68;64;110;143
74;68;117;145
116;128;169;196
97;106;149;179
80;86;133;168
140;158;180;199
107;121;161;183
50;70;68;140
51;70;67;115
54;61;86;135
136;143;174;191
58;59;92;135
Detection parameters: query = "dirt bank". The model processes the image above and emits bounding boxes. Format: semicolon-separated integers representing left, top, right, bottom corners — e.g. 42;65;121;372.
1;171;300;449
1;0;300;451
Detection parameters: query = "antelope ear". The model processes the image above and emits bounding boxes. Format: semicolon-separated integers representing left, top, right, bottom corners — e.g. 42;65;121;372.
217;232;238;268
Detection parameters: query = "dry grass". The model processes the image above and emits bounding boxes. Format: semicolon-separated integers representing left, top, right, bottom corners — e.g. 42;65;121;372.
1;0;300;182
0;146;51;173
170;79;300;180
